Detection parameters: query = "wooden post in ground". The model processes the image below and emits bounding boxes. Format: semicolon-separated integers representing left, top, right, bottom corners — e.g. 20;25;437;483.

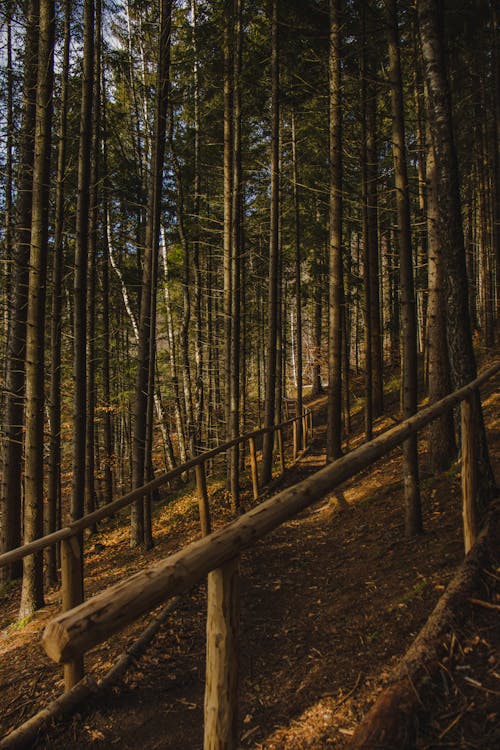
204;557;239;750
61;534;84;690
461;396;478;553
277;427;285;474
292;420;298;461
195;462;211;536
309;409;313;440
302;411;308;449
248;437;259;501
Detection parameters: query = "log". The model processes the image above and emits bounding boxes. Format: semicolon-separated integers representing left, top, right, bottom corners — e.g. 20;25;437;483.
204;559;239;750
100;597;180;688
348;500;500;749
42;363;499;666
0;676;97;750
0;598;181;750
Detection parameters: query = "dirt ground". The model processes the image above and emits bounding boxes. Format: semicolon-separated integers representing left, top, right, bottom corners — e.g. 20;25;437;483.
0;361;499;749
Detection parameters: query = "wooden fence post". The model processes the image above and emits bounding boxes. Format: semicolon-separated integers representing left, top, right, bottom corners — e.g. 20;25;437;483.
309;409;313;440
61;534;84;690
277;427;285;474
292;420;298;461
302;412;308;449
248;437;259;501
196;462;212;537
204;558;239;750
461;396;478;553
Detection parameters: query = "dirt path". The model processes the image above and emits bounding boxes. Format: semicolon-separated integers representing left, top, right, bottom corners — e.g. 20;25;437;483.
1;373;499;749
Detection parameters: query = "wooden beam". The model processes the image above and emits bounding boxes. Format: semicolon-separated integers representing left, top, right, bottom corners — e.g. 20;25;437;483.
248;437;259;501
42;362;499;665
195;462;211;537
0;408;313;570
461;396;478;553
204;559;239;750
61;535;84;690
277;426;285;474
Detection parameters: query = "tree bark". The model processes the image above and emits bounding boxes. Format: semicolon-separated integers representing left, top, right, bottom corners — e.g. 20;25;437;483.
72;0;94;532
46;0;71;585
85;0;102;522
291;109;303;450
417;0;496;506
386;0;422;536
131;0;172;546
0;0;39;583
229;0;242;510
19;0;55;618
425;119;456;472
261;0;280;485
327;0;343;462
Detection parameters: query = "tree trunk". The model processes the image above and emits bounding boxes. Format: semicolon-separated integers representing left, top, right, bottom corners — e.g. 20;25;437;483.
85;0;102;523
418;0;497;506
131;0;172;547
425;119;456;472
229;0;242;509
261;0;280;485
72;0;94;533
360;5;373;442
386;0;422;536
327;0;343;462
46;0;71;585
291;109;303;450
0;0;39;583
19;0;55;617
223;0;233;469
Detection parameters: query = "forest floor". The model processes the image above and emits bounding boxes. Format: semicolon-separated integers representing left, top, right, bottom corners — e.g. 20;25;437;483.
0;353;499;749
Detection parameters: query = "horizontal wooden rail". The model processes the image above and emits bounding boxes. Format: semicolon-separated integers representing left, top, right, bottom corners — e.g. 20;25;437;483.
0;408;312;569
42;361;499;664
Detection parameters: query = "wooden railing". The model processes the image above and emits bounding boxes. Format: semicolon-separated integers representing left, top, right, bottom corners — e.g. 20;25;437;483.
40;362;500;748
2;363;499;748
0;406;313;690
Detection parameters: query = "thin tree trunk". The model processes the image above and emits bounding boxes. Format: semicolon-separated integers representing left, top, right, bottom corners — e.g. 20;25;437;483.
85;0;102;522
131;0;172;547
2;1;14;358
261;0;280;485
46;0;71;585
72;0;94;534
386;0;422;536
101;205;114;505
366;23;383;418
327;0;343;462
223;0;233;466
291;109;303;449
191;0;204;446
361;6;373;442
229;0;242;509
425;120;456;472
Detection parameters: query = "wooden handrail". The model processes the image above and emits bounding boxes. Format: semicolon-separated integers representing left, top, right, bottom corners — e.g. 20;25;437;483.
0;408;312;569
42;361;499;664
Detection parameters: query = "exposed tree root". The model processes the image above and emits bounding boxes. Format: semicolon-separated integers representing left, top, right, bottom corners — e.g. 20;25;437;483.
349;499;500;750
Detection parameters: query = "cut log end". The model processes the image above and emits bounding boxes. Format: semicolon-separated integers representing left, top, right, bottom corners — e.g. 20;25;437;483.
42;621;71;664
